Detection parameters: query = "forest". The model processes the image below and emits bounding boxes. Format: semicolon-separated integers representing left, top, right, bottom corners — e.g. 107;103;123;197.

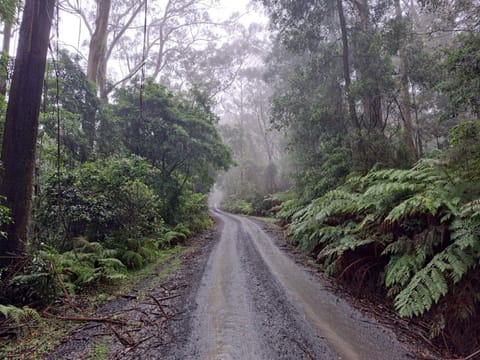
0;0;479;358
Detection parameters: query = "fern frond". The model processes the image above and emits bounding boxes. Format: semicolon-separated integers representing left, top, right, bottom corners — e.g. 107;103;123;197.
461;198;480;218
384;189;454;223
97;257;126;270
120;250;144;270
318;235;375;262
0;305;39;324
450;218;480;251
395;242;477;317
382;236;413;256
385;253;425;288
163;231;187;243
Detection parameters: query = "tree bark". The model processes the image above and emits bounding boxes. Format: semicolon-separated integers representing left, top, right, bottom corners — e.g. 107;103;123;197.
354;0;384;131
337;0;368;169
336;0;360;131
0;0;56;269
87;0;111;99
394;0;418;163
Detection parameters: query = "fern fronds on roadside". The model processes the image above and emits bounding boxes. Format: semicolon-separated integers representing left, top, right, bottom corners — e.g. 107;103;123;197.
285;159;480;322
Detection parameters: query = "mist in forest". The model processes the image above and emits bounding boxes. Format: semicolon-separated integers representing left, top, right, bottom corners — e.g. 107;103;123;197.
2;0;480;357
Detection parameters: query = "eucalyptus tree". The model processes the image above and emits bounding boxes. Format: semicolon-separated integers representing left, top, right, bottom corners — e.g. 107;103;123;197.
62;0;146;99
0;0;55;270
62;0;230;99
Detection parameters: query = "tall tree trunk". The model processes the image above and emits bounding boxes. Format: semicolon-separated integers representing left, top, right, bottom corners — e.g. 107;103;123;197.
354;0;384;131
336;0;360;131
337;0;369;169
0;0;55;269
395;0;418;163
255;104;277;193
87;0;111;99
0;21;12;96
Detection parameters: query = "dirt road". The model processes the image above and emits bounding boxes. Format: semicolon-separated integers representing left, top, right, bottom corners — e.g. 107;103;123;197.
46;210;418;359
165;209;414;360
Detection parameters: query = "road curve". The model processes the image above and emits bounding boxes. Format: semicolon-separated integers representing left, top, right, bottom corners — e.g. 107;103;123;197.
177;209;413;360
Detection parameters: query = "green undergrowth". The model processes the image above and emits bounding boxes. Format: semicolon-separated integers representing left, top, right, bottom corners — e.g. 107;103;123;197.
0;244;188;360
85;339;111;360
250;216;278;224
277;122;480;356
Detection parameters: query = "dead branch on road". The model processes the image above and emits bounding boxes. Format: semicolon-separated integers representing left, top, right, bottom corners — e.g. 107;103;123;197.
43;312;128;326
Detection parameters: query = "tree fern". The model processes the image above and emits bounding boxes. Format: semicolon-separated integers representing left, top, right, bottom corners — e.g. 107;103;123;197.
460;198;480;218
318;235;376;263
384;252;426;290
394;216;480;318
0;305;39;324
285;158;480;324
395;241;479;317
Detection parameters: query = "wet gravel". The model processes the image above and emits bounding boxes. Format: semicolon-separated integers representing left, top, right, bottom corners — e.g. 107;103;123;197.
237;216;336;359
45;210;421;360
44;228;219;360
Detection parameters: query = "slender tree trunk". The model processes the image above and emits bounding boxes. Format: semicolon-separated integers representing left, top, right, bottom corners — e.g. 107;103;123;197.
394;0;418;163
354;0;384;131
336;0;360;131
87;0;111;99
337;0;369;170
255;105;277;193
0;0;56;269
0;21;12;96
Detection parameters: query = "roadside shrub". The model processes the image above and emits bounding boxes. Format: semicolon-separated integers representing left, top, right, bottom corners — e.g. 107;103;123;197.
221;199;254;215
33;156;165;250
285;157;480;355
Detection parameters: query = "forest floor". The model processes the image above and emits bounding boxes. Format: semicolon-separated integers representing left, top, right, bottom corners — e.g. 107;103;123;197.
40;210;444;360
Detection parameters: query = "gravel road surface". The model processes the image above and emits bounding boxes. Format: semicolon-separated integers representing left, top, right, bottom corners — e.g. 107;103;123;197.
166;209;414;360
45;209;418;360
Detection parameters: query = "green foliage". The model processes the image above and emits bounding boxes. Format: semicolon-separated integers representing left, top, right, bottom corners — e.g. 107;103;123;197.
274;194;305;226
447;120;480;180
162;231;187;247
29;154;218;297
112;80;231;223
286;157;480;321
33;156;164;248
43;50;99;162
0;195;11;240
0;0;18;24
114;80;232;185
439;33;480;118
221;199;254;215
0;305;39;324
57;239;127;289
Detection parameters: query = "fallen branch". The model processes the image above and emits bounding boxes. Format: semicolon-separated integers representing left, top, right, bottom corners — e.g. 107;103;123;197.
119;294;137;300
123;335;155;354
156;293;182;301
445;348;480;360
107;323;134;346
50;261;82;314
43;312;128;326
149;295;169;318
